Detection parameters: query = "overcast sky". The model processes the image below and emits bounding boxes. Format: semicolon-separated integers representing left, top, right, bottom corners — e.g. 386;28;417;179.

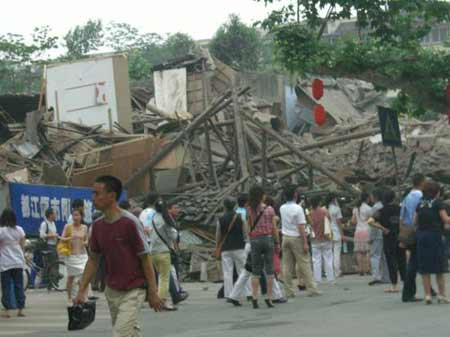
1;0;284;40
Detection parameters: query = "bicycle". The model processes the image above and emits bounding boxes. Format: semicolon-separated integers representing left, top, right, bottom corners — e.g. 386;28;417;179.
24;247;67;292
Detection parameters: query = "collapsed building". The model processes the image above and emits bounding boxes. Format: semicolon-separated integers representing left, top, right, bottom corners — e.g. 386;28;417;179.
1;51;449;278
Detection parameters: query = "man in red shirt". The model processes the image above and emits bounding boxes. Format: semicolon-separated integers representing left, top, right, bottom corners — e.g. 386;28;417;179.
74;176;162;336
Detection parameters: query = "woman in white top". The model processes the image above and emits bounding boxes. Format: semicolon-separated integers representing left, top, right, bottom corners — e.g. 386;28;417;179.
0;209;26;318
60;209;88;305
327;193;344;278
352;192;372;276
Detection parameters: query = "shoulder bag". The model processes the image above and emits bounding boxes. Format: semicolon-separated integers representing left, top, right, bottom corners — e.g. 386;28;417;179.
35;221;50;252
248;207;267;234
213;214;238;260
152;218;178;264
57;225;72;256
324;216;333;240
398;225;416;247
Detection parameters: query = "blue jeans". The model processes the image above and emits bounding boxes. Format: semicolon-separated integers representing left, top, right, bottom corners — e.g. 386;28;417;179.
1;268;26;310
169;274;181;302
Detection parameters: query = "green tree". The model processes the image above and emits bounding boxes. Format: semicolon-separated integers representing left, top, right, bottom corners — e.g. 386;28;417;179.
163;33;196;59
64;19;104;59
105;22;141;51
256;0;450;114
105;23;197;81
0;26;58;93
210;14;263;71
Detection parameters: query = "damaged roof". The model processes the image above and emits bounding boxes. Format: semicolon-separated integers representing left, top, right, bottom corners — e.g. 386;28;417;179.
296;77;388;125
152;54;206;72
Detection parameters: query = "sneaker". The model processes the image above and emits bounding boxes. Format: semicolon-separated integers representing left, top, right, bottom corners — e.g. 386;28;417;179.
298;285;307;291
307;290;322;297
162;305;178;311
368;280;383;286
173;292;189;305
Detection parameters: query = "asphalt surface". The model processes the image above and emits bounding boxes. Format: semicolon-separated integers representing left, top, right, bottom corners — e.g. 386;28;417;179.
1;275;450;337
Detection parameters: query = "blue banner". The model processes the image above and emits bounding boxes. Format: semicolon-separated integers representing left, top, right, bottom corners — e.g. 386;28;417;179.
9;183;126;235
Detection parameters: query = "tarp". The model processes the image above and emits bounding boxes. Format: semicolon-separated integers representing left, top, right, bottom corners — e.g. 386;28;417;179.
9;182;126;235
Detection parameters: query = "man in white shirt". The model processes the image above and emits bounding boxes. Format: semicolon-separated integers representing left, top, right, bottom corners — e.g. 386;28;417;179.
280;186;320;298
139;192;159;243
39;208;58;288
39;208;58;248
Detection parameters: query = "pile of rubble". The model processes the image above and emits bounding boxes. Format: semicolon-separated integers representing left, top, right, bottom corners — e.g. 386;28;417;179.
0;113;147;185
132;96;450;229
2;53;450;280
1;52;449;230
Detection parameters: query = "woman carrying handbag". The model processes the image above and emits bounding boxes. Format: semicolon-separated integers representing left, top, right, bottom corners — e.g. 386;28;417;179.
247;185;280;309
310;196;335;285
60;209;88;306
149;199;179;311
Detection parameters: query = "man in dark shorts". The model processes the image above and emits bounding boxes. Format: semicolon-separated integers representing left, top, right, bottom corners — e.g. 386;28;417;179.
74;176;162;337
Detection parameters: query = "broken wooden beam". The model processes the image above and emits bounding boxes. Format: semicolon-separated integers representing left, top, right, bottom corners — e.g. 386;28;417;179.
243;114;358;194
207;120;234;158
204;127;220;188
233;88;250;184
204;175;249;226
211;119;235;128
124;87;250;188
262;130;267;183
190;143;228;159
251;127;380;164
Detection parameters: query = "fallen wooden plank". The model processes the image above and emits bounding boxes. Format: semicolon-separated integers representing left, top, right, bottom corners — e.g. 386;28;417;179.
251;127;380;164
233;89;249;184
243;114;358;194
124;87;250;188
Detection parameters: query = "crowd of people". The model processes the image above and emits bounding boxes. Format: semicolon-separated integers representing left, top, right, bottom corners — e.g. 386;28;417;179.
0;173;450;335
214;174;450;308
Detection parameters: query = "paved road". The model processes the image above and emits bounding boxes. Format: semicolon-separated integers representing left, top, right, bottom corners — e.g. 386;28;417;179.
2;275;450;337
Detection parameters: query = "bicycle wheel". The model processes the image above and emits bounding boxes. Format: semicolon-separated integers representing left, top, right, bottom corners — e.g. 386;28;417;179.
23;269;31;292
48;261;68;291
